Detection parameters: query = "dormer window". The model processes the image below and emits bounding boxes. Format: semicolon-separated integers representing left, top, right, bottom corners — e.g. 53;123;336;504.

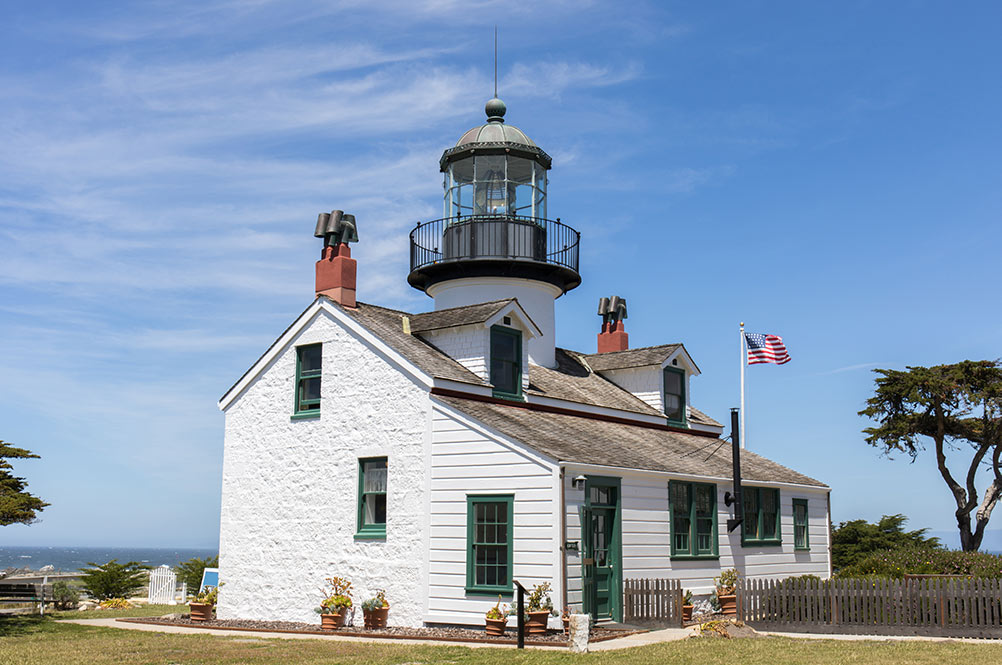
490;325;522;399
664;366;686;425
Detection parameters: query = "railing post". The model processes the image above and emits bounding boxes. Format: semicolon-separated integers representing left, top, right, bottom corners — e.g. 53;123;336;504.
514;580;526;649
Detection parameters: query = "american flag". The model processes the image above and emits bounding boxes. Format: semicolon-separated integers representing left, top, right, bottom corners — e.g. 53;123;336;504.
745;332;790;365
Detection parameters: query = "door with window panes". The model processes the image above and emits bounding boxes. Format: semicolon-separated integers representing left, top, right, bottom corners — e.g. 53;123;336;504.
581;477;621;622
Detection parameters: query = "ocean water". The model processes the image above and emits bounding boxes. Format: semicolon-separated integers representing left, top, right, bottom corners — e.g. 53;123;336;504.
0;546;218;573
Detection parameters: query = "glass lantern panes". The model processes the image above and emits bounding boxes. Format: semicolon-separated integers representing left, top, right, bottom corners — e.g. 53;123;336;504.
443;154;547;221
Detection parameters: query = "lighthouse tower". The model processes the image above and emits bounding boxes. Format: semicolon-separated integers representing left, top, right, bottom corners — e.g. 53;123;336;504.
407;97;581;368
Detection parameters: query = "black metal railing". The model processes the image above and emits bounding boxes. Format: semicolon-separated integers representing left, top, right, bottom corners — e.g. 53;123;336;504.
409;215;580;274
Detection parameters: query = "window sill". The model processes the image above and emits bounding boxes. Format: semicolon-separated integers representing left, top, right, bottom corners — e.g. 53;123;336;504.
670;554;719;561
354;530;386;541
291;411;320;421
666;419;687;428
794;546;811;552
742;539;783;547
465;586;513;597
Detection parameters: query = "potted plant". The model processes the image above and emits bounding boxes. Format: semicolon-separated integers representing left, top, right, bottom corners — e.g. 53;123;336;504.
562;606;570;634
189;585;218;622
714;568;739;617
314;576;353;629
485;596;509;636
361;589;390;629
524;582;557;635
681;589;694;622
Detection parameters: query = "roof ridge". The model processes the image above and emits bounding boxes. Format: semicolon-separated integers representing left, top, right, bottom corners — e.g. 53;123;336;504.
408;298;514;318
353;300;413;317
582;342;682;357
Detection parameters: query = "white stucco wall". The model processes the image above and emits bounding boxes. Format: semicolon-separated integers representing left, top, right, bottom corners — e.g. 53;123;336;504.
218;309;430;626
564;468;830;613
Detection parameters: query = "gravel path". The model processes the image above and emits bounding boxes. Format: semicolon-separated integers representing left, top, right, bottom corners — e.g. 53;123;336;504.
126;615;642;646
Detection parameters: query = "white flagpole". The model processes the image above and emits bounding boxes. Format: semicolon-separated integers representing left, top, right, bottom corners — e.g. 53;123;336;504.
739;322;746;450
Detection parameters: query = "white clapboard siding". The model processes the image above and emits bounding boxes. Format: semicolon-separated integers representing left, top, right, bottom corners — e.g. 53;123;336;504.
564;467;831;611
427;403;559;626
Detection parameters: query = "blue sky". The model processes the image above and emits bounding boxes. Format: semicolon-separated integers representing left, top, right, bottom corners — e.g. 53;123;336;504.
1;1;1000;551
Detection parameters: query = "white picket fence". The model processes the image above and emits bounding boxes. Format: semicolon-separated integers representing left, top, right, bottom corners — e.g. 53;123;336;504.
148;566;186;605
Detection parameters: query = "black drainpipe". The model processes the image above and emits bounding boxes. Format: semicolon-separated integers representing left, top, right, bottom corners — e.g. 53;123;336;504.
725;408;744;533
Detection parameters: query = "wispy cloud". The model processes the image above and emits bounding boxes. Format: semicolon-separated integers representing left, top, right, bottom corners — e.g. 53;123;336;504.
819;362;885;376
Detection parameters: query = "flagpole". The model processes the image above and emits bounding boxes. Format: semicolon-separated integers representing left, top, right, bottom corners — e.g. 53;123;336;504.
739;322;746;450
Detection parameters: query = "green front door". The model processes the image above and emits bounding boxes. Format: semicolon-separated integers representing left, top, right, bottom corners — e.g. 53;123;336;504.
582;476;621;622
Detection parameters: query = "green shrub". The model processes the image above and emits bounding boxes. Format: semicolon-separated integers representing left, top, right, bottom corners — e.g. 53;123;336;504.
51;580;80;609
832;514;941;571
835;547;1002;579
80;560;150;600
173;555;218;595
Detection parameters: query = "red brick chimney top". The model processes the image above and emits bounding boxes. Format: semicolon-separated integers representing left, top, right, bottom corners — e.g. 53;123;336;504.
315;243;356;308
596;296;628;353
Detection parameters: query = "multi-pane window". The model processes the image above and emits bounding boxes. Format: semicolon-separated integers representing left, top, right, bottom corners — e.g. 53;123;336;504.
490;326;522;398
670;481;717;558
743;487;781;545
466;495;513;594
294;344;322;416
663;367;685;424
356;458;387;538
793;499;810;550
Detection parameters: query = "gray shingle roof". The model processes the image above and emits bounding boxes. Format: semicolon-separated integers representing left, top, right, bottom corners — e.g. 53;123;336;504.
527;349;667;416
583;344;683;372
407;299;517;333
434;395;826;487
338;299;487;387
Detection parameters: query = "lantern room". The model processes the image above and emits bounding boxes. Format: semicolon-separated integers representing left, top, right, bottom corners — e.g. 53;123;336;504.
441;98;549;220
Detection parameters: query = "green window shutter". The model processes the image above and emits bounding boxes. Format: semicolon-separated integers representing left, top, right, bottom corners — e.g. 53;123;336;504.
663;367;686;425
669;481;718;559
742;487;782;547
294;343;322;416
490;326;522;399
355;457;387;539
466;494;514;595
793;498;809;550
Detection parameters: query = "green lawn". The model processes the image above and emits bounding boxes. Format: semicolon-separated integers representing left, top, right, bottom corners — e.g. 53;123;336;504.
1;616;1001;665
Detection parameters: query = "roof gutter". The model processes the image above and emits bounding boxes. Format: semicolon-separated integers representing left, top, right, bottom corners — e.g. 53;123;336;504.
429;387;719;438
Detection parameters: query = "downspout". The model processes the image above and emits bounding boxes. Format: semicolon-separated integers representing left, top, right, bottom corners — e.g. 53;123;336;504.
827;491;833;578
559;465;567;614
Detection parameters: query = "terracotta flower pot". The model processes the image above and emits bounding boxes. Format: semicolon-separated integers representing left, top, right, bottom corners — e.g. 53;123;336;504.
363;606;389;629
320;610;348;630
682;605;693;622
485;617;507;636
189;602;213;622
526;610;550;635
562;616;570;634
718;593;737;616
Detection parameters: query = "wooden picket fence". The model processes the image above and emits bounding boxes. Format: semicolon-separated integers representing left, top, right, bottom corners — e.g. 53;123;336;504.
623;578;683;626
739;576;1002;638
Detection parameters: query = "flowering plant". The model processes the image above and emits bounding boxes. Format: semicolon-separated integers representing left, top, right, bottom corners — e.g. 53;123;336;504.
485;595;510;620
714;568;739;596
314;576;353;614
361;589;389;611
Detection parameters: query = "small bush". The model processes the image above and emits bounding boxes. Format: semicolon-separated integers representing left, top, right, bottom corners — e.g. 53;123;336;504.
174;555;218;596
80;560;151;600
99;598;133;609
835;547;1002;579
51;580;80;609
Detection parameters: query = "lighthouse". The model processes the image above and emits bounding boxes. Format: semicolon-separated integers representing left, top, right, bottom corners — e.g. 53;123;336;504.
407;97;581;368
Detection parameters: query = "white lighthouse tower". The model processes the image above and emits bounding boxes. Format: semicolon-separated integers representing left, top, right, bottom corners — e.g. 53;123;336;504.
407;97;581;368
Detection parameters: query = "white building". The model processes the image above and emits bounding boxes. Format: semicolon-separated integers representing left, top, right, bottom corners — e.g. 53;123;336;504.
216;97;831;628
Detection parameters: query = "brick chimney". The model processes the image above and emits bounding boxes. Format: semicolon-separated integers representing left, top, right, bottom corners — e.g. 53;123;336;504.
314;210;358;308
596;296;628;353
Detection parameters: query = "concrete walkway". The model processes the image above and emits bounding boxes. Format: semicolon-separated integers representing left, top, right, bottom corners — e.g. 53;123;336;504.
58;618;695;651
